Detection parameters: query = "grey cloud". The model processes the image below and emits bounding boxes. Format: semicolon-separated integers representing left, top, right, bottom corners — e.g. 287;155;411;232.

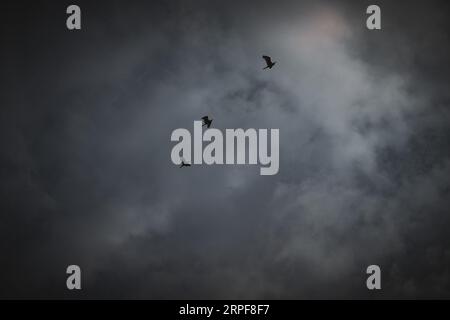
1;0;450;298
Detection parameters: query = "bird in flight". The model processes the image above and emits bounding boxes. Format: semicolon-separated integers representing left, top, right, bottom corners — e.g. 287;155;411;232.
262;55;276;69
179;157;191;168
201;116;213;128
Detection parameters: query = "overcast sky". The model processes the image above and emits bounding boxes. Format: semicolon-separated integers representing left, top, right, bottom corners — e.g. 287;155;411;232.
1;0;450;298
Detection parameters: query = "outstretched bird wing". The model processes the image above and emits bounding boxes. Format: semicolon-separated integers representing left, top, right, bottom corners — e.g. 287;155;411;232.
262;55;273;66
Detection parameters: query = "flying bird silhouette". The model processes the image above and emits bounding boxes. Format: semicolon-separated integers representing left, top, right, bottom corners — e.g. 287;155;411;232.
262;55;276;69
179;157;191;168
201;116;213;128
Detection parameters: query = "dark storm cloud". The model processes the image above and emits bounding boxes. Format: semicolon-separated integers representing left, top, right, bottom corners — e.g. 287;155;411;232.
1;0;450;298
